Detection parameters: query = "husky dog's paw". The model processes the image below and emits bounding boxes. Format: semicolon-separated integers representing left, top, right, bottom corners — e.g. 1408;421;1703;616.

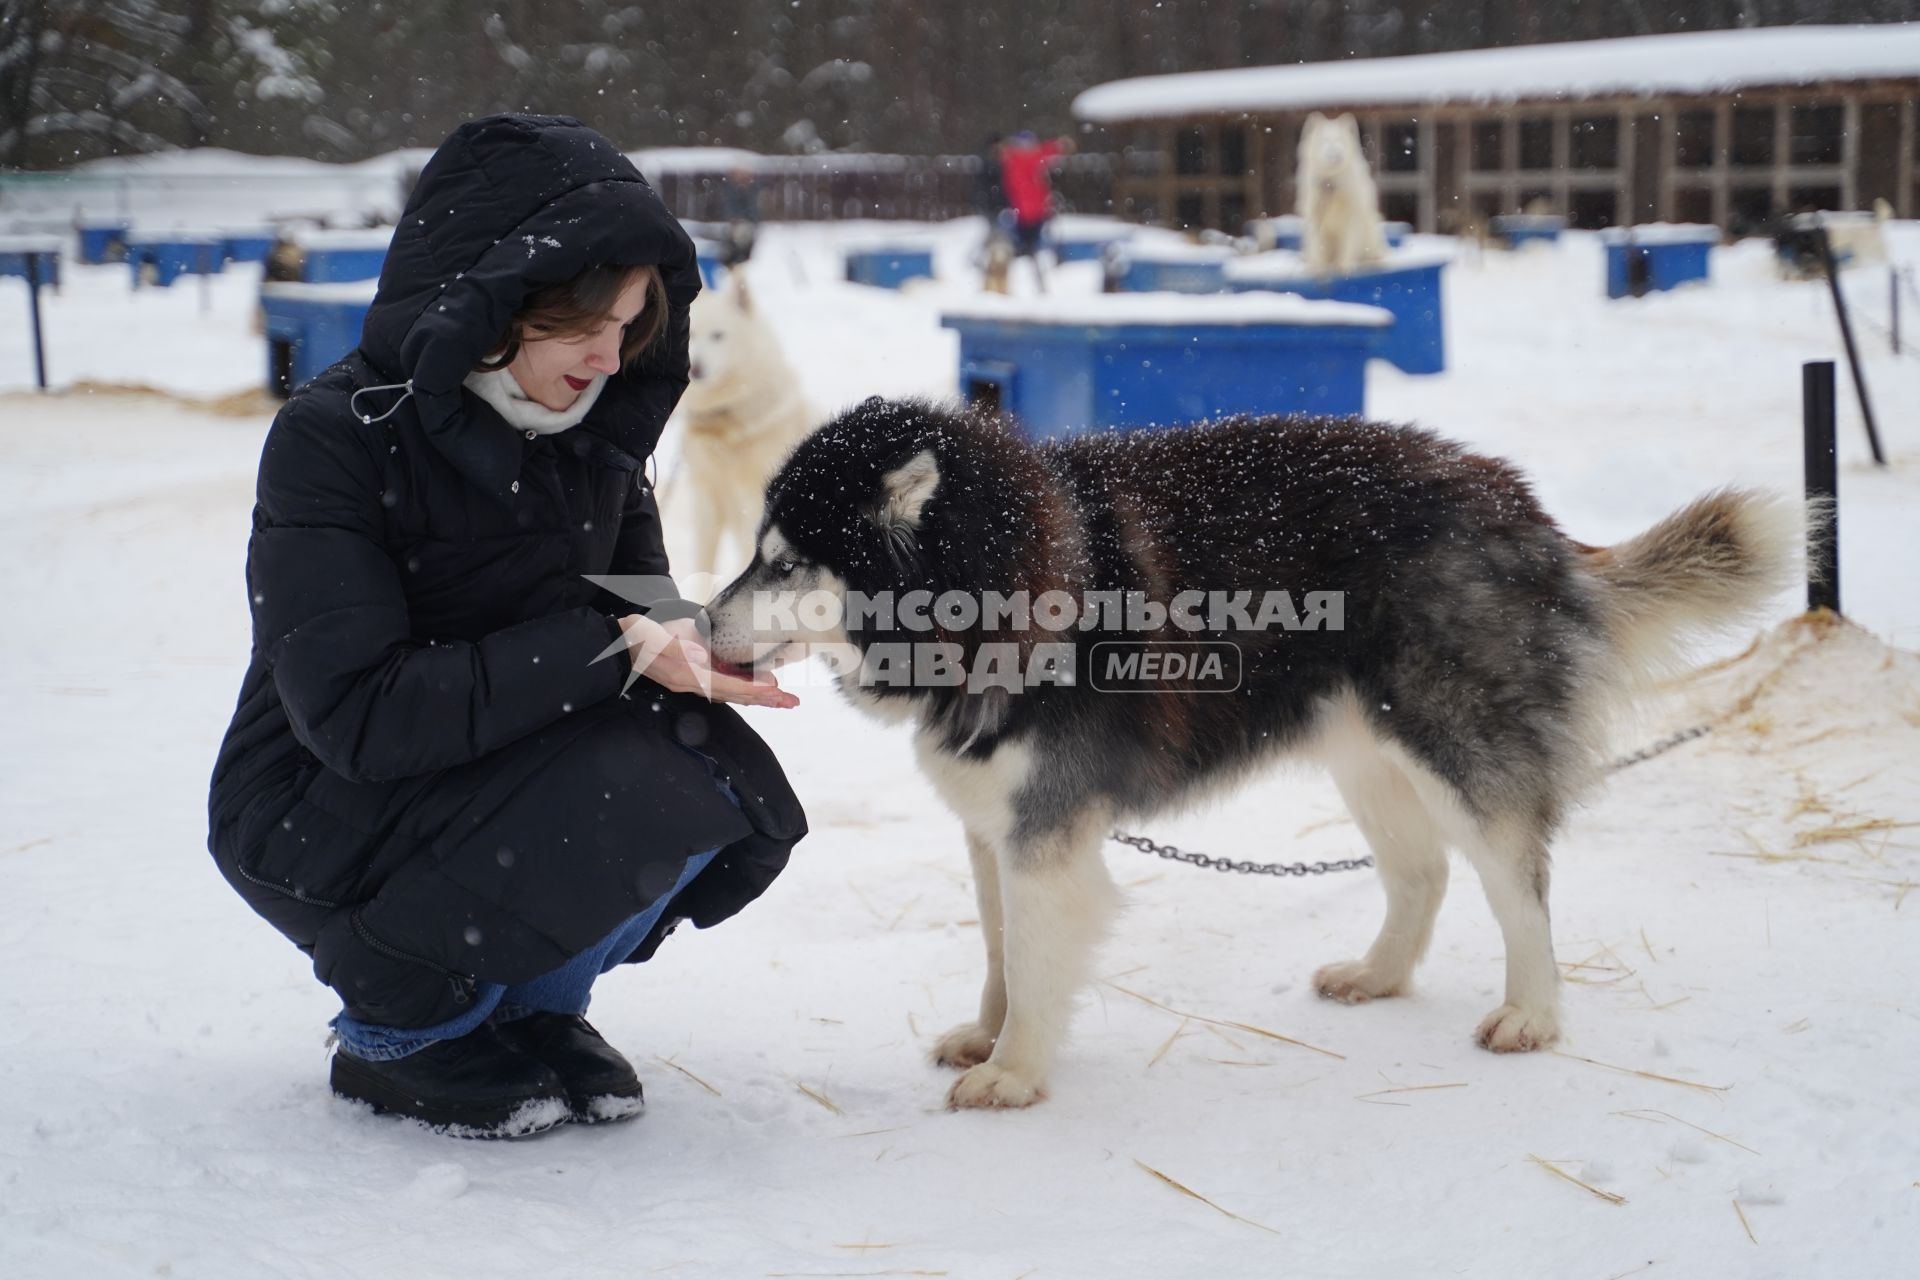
946;1061;1044;1110
1312;960;1406;1004
1475;1003;1560;1053
932;1022;996;1069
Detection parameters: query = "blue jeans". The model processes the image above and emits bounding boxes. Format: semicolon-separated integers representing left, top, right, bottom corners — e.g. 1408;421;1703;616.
331;846;720;1061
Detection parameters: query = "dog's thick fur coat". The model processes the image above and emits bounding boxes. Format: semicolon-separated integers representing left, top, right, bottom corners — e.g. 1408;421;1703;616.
660;274;814;576
1298;112;1389;275
708;400;1800;1108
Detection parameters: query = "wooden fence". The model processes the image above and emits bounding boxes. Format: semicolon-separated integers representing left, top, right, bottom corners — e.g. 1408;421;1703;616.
647;153;1116;222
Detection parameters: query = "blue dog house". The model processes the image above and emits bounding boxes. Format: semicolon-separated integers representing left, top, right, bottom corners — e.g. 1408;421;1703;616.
1489;214;1565;248
693;239;726;288
1225;254;1447;375
0;234;62;289
845;247;934;289
1054;229;1133;263
940;294;1390;440
1245;216;1410;252
1112;245;1237;294
293;228;392;283
127;234;222;288
261;280;375;395
77;221;130;264
1602;225;1716;299
220;227;278;264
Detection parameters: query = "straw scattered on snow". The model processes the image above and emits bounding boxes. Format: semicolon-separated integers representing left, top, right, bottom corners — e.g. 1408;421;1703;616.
1133;1159;1283;1236
794;1080;846;1116
1613;1108;1760;1155
654;1056;722;1098
1527;1155;1626;1205
1550;1050;1729;1094
1106;982;1344;1060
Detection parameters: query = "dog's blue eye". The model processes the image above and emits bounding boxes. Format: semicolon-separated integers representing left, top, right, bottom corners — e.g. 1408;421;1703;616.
773;559;796;576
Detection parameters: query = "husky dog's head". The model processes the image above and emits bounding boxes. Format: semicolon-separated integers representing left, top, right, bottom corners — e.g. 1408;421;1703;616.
706;397;1068;737
684;274;767;395
1299;111;1367;195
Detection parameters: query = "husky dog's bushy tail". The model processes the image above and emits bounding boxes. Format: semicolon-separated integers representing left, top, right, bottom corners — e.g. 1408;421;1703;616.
1583;488;1814;683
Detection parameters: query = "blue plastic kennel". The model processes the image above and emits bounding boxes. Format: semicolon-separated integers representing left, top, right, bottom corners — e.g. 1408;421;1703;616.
1603;225;1716;299
126;235;223;288
940;295;1389;440
1226;256;1447;375
1489;214;1565;248
0;236;61;289
845;247;934;288
260;281;375;395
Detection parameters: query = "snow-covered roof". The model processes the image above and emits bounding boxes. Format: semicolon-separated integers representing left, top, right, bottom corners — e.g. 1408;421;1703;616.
260;279;380;304
629;147;765;175
1222;248;1455;283
0;233;63;253
288;226;394;249
1598;223;1721;245
1073;24;1920;122
124;229;224;246
940;292;1392;328
1111;240;1240;264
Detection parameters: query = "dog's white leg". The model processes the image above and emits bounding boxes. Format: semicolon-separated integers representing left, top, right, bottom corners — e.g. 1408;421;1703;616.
1313;750;1449;1003
947;820;1117;1109
933;829;1007;1069
1456;818;1561;1052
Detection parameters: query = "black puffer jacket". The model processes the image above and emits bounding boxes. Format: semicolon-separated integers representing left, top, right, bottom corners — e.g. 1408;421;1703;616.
208;115;806;1029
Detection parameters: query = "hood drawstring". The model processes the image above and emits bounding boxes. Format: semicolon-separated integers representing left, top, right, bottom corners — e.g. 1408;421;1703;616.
348;378;415;425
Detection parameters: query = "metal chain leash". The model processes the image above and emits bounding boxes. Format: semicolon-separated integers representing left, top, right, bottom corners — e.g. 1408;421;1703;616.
1604;723;1712;772
1109;722;1714;877
1107;830;1375;876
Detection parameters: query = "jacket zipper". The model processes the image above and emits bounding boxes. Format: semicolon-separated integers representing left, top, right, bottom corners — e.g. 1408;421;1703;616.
232;861;346;910
349;908;473;1006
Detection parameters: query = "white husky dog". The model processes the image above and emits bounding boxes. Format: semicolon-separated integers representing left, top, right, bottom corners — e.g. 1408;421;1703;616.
662;273;814;578
1298;112;1389;275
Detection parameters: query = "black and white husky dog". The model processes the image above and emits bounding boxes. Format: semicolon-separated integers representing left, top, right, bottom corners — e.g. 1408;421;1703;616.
706;398;1799;1109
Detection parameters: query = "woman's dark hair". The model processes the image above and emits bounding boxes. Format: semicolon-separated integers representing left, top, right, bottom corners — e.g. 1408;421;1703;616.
476;261;669;372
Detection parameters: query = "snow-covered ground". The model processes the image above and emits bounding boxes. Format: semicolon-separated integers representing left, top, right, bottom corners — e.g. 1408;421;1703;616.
1;215;1917;1277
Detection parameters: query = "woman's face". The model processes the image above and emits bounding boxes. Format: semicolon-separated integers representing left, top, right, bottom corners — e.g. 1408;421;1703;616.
507;274;651;411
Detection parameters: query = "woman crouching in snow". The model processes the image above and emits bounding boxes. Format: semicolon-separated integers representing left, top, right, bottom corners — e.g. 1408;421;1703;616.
207;114;806;1138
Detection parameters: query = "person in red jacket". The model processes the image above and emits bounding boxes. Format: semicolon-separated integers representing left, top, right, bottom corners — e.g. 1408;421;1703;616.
997;131;1075;291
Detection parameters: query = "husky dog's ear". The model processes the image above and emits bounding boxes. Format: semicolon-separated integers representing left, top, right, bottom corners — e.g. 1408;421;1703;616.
730;271;753;314
1303;112;1326;135
876;448;940;560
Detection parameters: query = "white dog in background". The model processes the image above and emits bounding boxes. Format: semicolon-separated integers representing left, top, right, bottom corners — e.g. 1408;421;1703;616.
1297;112;1389;275
660;273;814;579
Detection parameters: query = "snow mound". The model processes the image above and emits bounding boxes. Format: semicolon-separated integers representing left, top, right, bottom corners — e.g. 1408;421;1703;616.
1665;612;1920;754
403;1161;470;1201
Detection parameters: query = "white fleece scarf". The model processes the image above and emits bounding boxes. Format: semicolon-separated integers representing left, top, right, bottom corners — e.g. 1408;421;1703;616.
462;365;607;435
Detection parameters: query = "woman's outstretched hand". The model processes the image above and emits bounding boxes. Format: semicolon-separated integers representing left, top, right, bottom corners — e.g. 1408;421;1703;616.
618;614;799;709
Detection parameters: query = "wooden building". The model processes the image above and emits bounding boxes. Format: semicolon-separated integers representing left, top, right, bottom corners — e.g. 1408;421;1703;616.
1072;24;1920;235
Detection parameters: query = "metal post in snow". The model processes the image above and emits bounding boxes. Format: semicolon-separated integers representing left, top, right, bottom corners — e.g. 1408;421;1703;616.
1892;266;1903;356
1803;360;1840;616
1814;224;1887;467
25;251;48;392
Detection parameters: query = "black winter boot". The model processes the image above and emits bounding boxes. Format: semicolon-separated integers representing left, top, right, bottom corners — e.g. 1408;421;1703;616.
493;1012;645;1123
329;1024;571;1138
